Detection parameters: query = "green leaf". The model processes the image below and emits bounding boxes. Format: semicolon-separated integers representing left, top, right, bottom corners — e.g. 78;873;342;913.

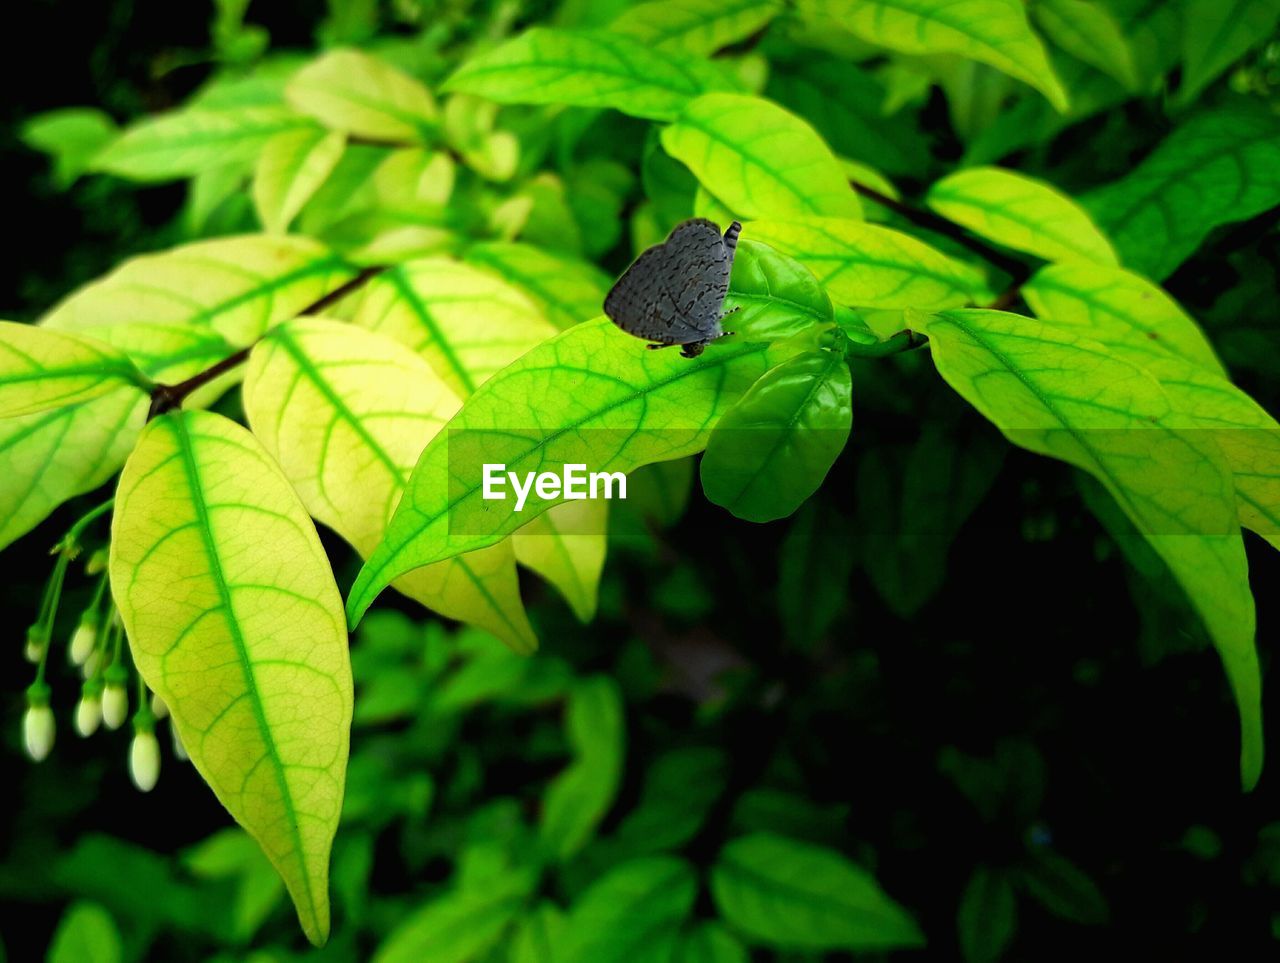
0;321;148;418
241;319;538;653
20;108;118;188
465;242;611;330
1179;0;1280;104
1017;849;1108;924
513;500;608;621
91;106;311;181
442;27;738;121
661;93;862;220
347;258;557;397
541;675;625;860
110;410;353;945
1024;265;1280;552
1022;263;1224;374
41;235;356;347
346;319;791;625
926;166;1118;265
47;902;122;963
253;127;347;234
745;218;986;309
957;866;1016;963
1107;0;1182;90
1084;104;1280;279
710;832;925;950
701;349;852;522
1030;0;1140;92
510;903;568;963
286;48;439;142
608;0;782;55
777;502;853;648
819;0;1068;111
610;747;727;855
372;869;536;963
674;923;749;963
765;53;930;177
722;240;835;344
916;308;1262;788
560;857;698;962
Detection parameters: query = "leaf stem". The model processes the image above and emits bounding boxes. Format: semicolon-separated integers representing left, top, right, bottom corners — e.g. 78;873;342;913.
845;328;928;358
146;265;388;421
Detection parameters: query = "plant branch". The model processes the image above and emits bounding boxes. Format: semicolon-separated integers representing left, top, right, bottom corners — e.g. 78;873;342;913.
147;265;387;420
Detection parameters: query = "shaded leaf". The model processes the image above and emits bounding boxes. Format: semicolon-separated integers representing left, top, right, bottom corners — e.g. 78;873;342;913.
777;501;853;648
674;923;749;963
1017;849;1108;924
662;93;862;219
110;410;353;945
560;857;698;962
711;833;925;950
957;865;1017;963
20;108;118;187
443;27;738;121
47;902;122;963
1179;0;1280;104
1031;0;1140;92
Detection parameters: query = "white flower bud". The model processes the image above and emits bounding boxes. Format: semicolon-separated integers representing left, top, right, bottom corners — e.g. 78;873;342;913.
102;683;128;730
69;620;97;666
81;650;103;679
129;728;161;792
23;704;55;762
151;693;169;720
25;638;45;664
75;693;103;737
170;720;189;761
85;548;108;575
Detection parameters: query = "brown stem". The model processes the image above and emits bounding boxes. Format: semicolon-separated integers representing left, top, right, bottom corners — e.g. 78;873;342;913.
147;265;387;420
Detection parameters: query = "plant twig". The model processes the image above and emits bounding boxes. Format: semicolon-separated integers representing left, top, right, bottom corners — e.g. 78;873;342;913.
147;265;387;420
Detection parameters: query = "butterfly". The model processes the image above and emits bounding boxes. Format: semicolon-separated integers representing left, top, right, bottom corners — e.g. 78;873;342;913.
604;217;741;358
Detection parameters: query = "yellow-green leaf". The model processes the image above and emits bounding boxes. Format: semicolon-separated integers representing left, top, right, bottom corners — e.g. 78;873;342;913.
110;409;352;945
926;166;1118;265
91;106;312;181
745;218;987;309
662;93;862;220
241;318;537;654
1022;263;1224;374
1031;0;1141;92
0;321;149;418
253;128;347;234
1179;0;1280;104
286;49;439;142
442;27;739;121
346;258;557;396
917;308;1261;788
347;318;792;625
513;500;609;621
41;235;356;347
465;242;611;330
819;0;1068;111
20;108;119;188
609;0;782;55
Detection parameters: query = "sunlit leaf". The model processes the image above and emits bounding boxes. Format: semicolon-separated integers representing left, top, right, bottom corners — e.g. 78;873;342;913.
253;127;347;233
609;0;782;55
0;321;149;418
811;0;1068;111
465;242;611;330
20;108;119;188
540;675;625;859
443;27;739;121
917;308;1261;788
91;106;311;181
347;258;556;397
513;500;608;621
711;833;924;950
701;349;852;522
722;240;834;344
560;857;698;962
1179;0;1280;103
1084;104;1280;279
286;48;439;142
1031;0;1140;92
745;218;987;309
242;318;538;654
347;318;792;624
110;409;352;945
662;93;862;220
41;235;356;347
926;166;1118;265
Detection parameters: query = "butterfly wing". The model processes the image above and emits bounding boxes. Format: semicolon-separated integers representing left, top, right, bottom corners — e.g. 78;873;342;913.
604;218;732;346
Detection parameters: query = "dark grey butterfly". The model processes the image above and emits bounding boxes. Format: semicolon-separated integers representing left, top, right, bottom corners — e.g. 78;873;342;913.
604;217;741;359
